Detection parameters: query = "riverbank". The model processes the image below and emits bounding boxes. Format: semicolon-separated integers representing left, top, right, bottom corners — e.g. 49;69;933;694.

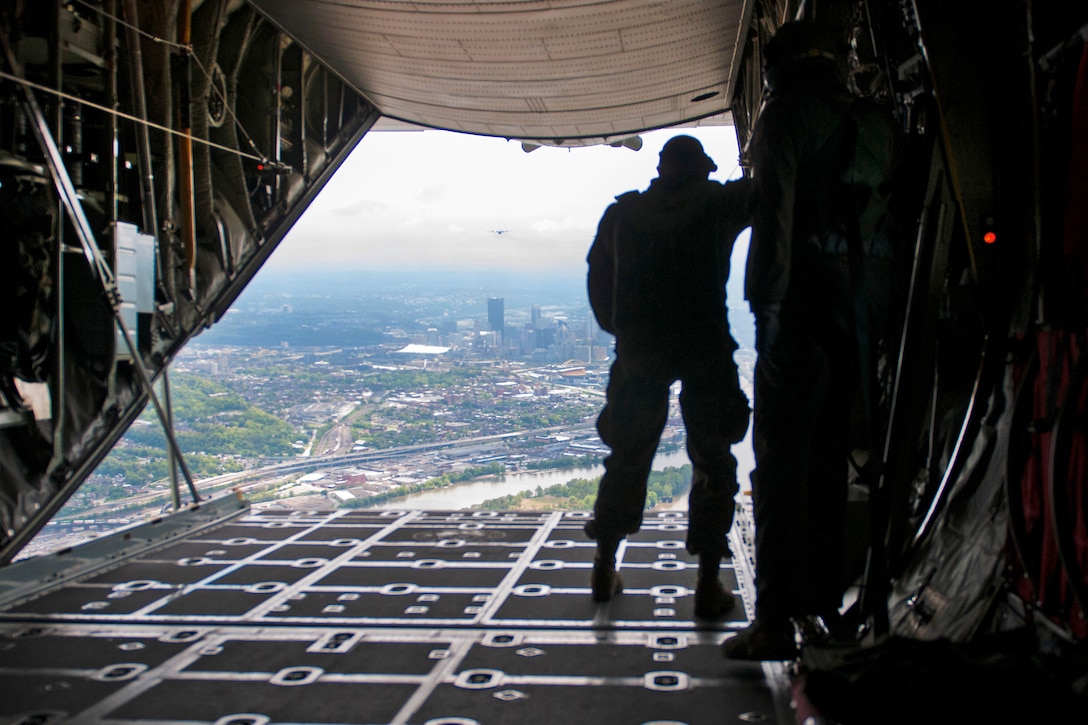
369;431;755;512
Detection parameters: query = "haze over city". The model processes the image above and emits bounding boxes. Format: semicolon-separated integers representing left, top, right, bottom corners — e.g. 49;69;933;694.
266;126;749;276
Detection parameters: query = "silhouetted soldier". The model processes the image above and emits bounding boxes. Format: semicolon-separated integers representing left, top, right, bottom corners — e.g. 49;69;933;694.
723;20;899;659
585;135;751;620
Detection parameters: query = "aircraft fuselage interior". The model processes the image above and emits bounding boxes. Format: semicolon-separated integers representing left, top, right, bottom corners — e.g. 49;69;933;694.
0;1;1086;723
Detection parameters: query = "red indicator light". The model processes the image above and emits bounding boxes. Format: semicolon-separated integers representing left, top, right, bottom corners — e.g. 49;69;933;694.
983;231;997;245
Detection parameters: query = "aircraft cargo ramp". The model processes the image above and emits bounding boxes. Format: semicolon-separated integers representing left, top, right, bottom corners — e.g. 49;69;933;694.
0;495;793;725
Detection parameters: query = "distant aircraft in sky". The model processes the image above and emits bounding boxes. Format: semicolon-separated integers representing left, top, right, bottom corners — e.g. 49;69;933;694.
491;229;510;235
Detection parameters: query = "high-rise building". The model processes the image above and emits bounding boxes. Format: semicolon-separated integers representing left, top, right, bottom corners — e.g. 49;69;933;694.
487;297;505;338
531;304;542;329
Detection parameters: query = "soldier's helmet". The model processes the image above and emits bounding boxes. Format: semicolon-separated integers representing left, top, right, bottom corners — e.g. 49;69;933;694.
763;20;839;91
657;135;717;179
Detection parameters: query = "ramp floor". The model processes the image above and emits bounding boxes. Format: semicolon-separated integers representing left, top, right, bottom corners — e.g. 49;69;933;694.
0;506;793;725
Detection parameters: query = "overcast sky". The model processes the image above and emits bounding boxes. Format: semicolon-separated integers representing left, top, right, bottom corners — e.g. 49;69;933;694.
267;125;748;276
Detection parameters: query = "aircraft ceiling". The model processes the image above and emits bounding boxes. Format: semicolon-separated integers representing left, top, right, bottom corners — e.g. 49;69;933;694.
248;0;752;145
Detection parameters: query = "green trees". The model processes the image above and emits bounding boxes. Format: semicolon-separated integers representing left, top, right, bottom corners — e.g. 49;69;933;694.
476;465;693;511
91;373;295;495
130;374;295;456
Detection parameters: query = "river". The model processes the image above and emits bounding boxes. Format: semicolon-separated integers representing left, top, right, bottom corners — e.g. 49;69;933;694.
370;430;755;511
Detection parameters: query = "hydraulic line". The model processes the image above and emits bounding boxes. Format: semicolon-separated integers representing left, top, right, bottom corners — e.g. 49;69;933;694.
178;0;197;297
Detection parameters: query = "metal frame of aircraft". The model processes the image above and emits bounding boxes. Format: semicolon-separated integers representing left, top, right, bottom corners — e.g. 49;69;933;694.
0;0;1085;694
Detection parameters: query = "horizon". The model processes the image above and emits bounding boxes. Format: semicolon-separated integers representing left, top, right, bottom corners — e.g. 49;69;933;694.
264;126;748;275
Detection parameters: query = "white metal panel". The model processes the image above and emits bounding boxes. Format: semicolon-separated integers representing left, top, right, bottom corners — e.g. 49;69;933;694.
250;0;750;145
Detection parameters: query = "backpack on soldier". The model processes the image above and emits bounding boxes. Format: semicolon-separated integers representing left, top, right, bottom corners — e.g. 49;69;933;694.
840;96;900;257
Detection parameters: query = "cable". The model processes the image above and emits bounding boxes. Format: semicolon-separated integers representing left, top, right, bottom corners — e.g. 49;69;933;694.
0;69;268;164
69;0;191;52
75;0;273;166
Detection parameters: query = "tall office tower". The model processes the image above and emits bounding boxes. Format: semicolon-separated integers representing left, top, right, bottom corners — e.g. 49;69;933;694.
487;297;505;338
531;304;542;329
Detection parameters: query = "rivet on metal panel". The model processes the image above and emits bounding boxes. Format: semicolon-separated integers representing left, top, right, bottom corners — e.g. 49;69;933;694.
644;672;689;691
113;579;160;592
652;560;686;572
483;633;520;647
455;669;503;689
93;663;148;681
161;630;203;642
515;647;545;658
246;582;287;594
651;586;686;598
213;715;270;725
270;666;323;686
437;539;465;548
650;635;687;650
543;539;575;548
492;690;528;702
291;558;327;568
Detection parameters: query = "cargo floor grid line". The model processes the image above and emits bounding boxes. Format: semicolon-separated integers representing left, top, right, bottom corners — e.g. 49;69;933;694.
0;505;792;725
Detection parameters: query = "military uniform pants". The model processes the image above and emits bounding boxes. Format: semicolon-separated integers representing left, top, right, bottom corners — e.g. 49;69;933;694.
589;335;749;557
750;260;857;624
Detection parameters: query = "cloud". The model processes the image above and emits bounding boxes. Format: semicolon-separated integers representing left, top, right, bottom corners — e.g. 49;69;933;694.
327;198;390;216
268;126;742;273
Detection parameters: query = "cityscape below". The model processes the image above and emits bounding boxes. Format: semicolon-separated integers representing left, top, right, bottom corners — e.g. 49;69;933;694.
22;269;756;559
